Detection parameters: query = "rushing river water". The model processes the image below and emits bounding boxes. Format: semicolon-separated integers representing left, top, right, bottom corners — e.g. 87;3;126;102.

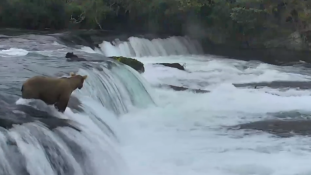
1;32;311;175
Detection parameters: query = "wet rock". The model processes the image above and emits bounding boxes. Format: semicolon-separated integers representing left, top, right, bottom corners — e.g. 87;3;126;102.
109;56;145;73
232;119;311;137
0;89;80;131
0;104;80;131
155;63;185;71
65;52;87;61
157;84;209;93
233;81;311;90
38;118;81;131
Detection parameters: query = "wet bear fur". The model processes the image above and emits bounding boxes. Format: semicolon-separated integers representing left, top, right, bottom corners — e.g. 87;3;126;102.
21;73;87;113
65;52;87;61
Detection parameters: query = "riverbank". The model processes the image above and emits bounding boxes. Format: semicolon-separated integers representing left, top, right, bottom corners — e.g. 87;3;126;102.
1;0;311;65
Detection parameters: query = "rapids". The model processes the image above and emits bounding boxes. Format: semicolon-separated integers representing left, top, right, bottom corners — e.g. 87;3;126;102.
0;32;311;175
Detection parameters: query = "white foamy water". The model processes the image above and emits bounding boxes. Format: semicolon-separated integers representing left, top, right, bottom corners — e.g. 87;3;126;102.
14;67;131;175
99;36;203;57
96;36;311;175
77;46;98;54
0;48;28;57
5;35;311;175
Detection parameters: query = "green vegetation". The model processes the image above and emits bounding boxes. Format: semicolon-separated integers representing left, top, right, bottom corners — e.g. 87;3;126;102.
0;0;310;48
110;56;145;73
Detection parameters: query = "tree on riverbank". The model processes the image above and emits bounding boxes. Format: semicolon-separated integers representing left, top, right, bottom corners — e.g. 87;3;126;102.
0;0;310;49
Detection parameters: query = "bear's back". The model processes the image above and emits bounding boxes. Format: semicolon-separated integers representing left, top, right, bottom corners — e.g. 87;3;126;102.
25;76;66;87
23;76;71;100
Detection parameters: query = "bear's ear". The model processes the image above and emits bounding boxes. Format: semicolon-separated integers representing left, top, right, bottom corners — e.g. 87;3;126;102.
70;72;76;77
83;75;88;80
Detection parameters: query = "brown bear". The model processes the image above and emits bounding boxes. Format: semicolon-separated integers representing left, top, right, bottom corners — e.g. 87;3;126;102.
65;52;87;62
21;73;87;113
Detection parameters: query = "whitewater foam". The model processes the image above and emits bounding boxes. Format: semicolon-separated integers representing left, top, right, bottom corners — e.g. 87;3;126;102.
77;46;98;54
117;53;311;175
5;34;311;175
15;95;127;175
138;56;311;89
0;48;28;57
99;36;203;57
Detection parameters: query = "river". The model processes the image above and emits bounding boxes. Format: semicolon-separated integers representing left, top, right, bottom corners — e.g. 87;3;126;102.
0;32;311;175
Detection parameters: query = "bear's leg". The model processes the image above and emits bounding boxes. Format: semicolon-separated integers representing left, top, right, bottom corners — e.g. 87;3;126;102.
55;93;70;113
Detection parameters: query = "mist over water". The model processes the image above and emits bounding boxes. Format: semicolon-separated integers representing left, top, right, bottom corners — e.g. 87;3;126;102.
1;34;311;175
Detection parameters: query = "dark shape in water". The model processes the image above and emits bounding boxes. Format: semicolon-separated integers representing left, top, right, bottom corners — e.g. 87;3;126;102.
156;84;209;93
232;119;311;137
95;43;100;48
234;81;311;90
65;52;87;61
155;63;186;71
65;52;106;63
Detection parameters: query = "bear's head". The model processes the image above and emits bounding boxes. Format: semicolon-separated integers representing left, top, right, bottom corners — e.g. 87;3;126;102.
66;52;79;59
70;72;88;89
66;52;73;58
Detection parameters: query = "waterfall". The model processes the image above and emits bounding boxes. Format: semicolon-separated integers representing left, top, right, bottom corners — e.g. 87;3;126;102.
1;59;155;175
99;36;203;57
74;61;155;114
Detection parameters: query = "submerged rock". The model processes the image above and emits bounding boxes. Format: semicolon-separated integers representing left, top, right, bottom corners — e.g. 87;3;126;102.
154;63;185;71
0;104;80;131
232;119;311;137
157;84;209;93
0;93;81;131
109;56;145;73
